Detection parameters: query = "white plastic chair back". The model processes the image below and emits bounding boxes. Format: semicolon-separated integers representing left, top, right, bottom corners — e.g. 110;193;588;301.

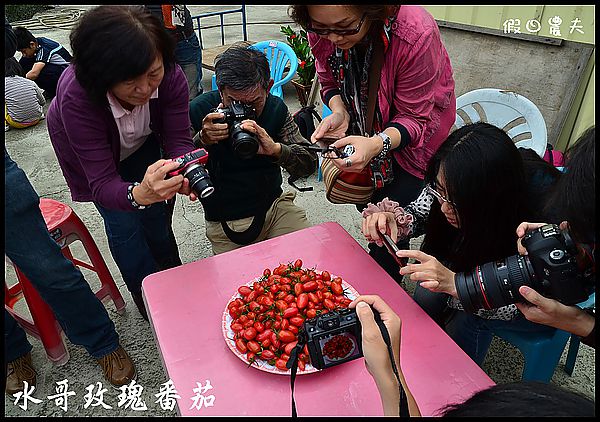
452;88;547;157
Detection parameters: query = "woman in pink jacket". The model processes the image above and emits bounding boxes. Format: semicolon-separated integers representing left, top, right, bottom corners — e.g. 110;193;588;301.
289;5;456;284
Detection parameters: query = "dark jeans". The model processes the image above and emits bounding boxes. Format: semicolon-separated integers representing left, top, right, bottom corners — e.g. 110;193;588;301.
4;149;119;363
360;159;425;286
94;136;182;296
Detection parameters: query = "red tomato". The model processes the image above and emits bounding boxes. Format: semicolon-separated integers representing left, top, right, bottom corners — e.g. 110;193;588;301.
331;282;343;296
261;350;276;360
243;327;257;340
288;325;299;334
294;259;303;269
256;329;272;342
321;271;331;281
263;268;271;277
231;322;244;332
261;339;271;348
281;318;290;330
284;341;298;355
298;360;306;371
289;316;304;327
275;359;288;370
308;292;319;303
247;352;256;362
278;330;296;343
297;293;308;309
284;294;295;303
306;309;317;319
303;281;318;292
246;340;261;354
294;283;303;296
300;275;310;283
238;286;252;296
283;307;299;319
275;300;288;312
324;298;336;310
235;339;247;353
243;320;254;329
253;321;265;332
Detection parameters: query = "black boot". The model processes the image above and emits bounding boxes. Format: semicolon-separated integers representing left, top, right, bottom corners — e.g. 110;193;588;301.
131;291;149;321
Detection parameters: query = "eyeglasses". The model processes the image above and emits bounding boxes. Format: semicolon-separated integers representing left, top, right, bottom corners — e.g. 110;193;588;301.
307;13;367;36
426;183;455;206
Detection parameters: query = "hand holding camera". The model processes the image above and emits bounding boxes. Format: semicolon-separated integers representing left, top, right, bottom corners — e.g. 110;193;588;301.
132;159;187;206
209;102;260;160
455;224;594;313
350;295;401;381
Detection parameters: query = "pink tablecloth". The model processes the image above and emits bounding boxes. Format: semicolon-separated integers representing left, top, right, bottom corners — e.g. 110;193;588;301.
142;222;494;416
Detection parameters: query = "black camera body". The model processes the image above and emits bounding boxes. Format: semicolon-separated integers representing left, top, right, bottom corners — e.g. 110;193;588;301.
212;102;259;160
167;148;214;199
456;224;594;313
301;308;363;370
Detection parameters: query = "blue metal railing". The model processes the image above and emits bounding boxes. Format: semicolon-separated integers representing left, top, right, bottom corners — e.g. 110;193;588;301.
191;5;247;49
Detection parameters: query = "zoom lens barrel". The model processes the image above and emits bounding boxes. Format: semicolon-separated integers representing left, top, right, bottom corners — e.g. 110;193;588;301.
455;255;535;313
183;164;214;199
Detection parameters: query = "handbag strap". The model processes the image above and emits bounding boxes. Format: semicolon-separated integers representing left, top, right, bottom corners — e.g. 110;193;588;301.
365;37;384;135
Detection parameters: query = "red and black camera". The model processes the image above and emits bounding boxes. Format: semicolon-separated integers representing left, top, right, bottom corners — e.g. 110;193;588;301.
167;148;214;198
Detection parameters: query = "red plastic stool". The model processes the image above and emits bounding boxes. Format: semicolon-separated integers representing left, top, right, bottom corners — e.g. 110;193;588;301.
4;198;126;365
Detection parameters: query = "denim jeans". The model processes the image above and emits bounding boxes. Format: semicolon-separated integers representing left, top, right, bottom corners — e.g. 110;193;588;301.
445;310;557;366
94;201;181;296
175;32;203;100
4;149;119;362
94;135;182;296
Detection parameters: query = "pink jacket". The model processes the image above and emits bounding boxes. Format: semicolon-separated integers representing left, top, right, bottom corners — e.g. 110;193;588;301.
309;5;456;179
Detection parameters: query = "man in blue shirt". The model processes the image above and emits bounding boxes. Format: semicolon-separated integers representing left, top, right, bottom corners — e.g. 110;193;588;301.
14;26;72;98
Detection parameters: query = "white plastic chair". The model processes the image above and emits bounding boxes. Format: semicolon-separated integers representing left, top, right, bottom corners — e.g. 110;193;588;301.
452;88;547;157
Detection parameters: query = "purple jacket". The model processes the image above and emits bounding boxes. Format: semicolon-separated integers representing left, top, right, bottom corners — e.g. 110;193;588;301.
47;64;194;211
310;5;456;179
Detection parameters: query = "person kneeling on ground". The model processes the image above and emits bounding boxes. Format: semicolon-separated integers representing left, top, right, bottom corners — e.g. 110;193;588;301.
189;45;318;254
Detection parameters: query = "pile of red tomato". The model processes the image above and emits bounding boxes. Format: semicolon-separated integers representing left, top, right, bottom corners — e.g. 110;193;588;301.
226;259;353;372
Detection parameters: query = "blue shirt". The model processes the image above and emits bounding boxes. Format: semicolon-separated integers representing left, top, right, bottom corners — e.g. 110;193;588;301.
35;37;72;66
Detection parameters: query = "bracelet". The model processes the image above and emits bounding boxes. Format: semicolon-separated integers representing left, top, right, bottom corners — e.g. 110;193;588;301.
375;132;392;159
127;182;148;210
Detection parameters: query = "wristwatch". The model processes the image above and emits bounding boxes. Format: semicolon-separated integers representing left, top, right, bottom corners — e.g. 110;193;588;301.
375;131;392;158
127;182;148;210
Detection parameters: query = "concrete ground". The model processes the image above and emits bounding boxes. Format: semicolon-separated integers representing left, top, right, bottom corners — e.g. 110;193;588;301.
4;5;594;416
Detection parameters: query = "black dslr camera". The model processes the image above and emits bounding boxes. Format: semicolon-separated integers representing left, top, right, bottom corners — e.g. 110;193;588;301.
456;224;595;313
212;102;259;160
301;308;364;370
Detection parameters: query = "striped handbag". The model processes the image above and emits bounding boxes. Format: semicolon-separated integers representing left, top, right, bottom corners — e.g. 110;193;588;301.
322;158;374;204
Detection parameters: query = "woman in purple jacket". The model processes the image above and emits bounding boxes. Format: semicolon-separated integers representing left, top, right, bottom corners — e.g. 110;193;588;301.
289;5;456;286
47;6;196;320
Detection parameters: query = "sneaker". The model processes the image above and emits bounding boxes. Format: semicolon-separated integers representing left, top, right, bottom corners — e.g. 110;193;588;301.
6;352;37;396
96;346;137;388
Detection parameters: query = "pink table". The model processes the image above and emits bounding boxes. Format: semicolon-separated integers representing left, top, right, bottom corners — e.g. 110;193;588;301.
142;222;494;416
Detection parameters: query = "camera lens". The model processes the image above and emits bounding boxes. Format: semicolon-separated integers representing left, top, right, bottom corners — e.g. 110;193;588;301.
455;254;536;313
183;163;214;199
230;123;259;160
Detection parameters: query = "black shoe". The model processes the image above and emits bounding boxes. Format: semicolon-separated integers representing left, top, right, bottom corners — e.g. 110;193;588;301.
131;291;149;321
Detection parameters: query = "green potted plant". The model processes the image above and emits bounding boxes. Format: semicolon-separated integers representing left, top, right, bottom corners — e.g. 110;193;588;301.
280;25;316;106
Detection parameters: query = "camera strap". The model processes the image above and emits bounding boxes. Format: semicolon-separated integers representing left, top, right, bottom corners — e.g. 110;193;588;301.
286;321;409;418
286;333;307;418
